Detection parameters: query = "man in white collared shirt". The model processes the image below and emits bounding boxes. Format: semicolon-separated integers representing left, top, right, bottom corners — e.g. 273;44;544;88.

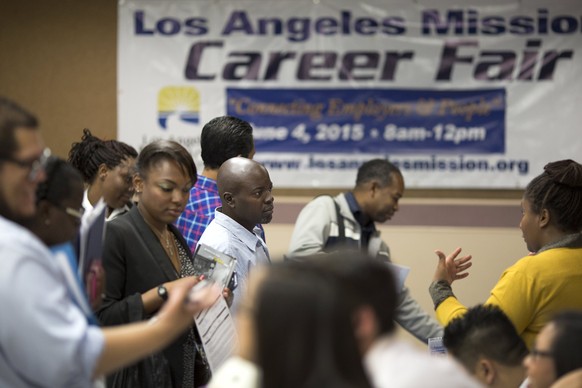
198;157;274;312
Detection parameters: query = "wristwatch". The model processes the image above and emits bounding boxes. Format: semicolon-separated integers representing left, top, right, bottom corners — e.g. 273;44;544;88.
157;285;168;302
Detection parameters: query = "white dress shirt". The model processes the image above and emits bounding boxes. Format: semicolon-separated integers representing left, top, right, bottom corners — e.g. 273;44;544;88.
365;335;484;388
0;216;104;387
198;209;270;313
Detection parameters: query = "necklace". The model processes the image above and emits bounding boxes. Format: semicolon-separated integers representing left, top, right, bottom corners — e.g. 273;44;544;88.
140;210;182;273
162;229;181;273
163;230;173;252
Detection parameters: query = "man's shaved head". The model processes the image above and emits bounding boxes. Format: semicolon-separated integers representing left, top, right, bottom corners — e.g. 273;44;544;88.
218;157;259;195
217;157;274;231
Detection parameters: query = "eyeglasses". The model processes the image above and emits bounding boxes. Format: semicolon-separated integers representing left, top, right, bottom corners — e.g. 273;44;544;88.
56;205;85;220
530;348;553;359
62;206;85;220
0;148;51;181
47;200;85;220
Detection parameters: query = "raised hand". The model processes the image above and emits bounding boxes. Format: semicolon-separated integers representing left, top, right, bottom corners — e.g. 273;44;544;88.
432;247;473;285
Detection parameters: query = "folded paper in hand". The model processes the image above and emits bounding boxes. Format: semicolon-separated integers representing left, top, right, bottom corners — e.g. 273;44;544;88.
193;244;236;289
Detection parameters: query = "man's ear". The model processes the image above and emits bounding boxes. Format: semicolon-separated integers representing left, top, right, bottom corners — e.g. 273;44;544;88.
539;208;551;229
369;180;383;198
222;192;235;208
474;358;496;385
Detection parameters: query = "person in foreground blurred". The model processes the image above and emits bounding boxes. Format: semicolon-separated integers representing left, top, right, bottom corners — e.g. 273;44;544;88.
431;159;582;348
211;252;481;388
524;310;582;388
307;251;482;388
0;96;219;388
69;128;137;221
444;304;529;387
98;140;224;387
550;369;582;388
22;156;107;312
210;259;372;388
24;156;84;247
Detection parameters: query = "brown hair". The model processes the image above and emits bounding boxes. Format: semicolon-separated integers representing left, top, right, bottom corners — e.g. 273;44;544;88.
0;97;38;160
136;140;197;183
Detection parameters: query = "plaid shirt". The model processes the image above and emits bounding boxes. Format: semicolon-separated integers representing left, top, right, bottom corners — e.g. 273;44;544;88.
175;174;222;253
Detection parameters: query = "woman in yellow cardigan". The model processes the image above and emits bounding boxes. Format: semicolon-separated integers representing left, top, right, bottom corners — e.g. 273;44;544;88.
430;159;582;348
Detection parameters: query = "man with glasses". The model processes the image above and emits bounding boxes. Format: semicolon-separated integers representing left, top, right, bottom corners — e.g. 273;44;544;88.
524;310;582;388
0;96;218;387
0;103;48;222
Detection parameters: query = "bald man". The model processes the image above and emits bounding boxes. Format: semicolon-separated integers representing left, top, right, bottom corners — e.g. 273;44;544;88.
197;157;274;312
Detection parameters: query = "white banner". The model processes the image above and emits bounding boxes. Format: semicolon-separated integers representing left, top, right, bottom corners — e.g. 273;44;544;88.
118;0;582;189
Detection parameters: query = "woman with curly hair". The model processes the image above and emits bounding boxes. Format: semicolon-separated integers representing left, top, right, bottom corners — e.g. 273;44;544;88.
68;128;137;221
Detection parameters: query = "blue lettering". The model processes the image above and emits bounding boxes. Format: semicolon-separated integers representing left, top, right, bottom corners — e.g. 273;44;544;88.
422;10;464;35
551;16;579;34
134;10;155;35
315;18;338;35
222;11;254;35
134;11;207;36
156;18;181;35
184;18;208;35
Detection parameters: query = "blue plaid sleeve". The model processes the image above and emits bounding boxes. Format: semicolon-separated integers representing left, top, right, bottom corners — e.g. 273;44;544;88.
175;181;222;253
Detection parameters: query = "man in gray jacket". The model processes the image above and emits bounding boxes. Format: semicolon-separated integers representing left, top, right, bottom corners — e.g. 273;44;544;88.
287;158;443;342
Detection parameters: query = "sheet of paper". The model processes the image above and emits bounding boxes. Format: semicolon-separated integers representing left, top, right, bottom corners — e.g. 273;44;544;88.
193;244;236;289
194;295;238;372
386;262;411;292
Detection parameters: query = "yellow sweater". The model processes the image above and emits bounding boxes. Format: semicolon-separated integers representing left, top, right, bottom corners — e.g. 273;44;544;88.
436;246;582;348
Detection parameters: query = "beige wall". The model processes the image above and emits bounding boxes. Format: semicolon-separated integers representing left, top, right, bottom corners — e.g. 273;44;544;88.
0;1;118;158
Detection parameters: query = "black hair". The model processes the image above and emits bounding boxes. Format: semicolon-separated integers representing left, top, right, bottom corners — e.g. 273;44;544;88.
443;305;528;372
550;310;582;379
255;261;372;388
68;128;138;184
200;116;254;169
36;156;84;207
524;160;582;233
0;97;38;160
300;250;398;335
136;140;197;182
355;158;402;188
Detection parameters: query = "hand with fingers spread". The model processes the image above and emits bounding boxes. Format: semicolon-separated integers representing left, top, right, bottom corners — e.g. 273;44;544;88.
432;247;473;285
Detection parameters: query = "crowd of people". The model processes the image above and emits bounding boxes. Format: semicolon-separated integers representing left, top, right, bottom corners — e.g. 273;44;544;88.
1;94;582;388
